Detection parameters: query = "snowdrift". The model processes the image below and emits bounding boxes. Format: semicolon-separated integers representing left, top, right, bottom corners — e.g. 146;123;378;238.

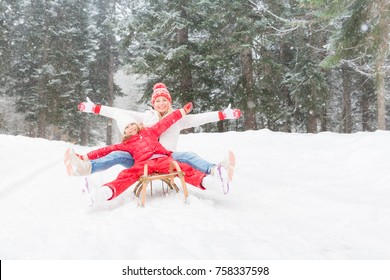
1;130;389;259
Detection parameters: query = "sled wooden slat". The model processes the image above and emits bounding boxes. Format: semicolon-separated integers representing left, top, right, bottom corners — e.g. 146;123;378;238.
133;160;189;207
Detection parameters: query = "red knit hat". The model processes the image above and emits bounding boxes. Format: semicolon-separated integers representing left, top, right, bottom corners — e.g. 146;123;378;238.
151;83;172;104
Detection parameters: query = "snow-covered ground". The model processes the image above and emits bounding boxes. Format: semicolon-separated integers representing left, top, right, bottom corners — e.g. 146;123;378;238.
1;129;390;261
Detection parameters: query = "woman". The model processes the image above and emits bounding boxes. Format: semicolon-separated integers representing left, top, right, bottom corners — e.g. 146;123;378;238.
75;82;240;177
67;102;232;206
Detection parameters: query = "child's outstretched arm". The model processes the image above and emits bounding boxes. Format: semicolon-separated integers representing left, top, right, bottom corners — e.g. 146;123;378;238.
150;102;193;137
180;102;193;116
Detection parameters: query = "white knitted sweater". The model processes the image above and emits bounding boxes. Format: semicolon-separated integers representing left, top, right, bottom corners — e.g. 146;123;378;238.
99;106;220;152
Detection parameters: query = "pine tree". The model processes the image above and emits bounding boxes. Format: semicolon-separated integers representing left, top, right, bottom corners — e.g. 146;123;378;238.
54;0;98;144
205;0;261;130
8;0;98;142
88;0;124;144
0;1;12;97
122;0;268;131
123;0;196;105
302;0;390;130
12;0;51;137
1;0;126;143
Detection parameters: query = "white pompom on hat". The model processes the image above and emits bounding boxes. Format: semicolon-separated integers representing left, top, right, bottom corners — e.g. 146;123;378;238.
151;83;172;104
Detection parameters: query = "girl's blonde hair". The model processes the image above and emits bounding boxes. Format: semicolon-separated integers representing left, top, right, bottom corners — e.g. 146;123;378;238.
122;123;143;142
121;102;174;142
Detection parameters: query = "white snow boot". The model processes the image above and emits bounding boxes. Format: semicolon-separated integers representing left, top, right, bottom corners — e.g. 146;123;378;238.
82;177;113;207
221;150;235;182
209;150;236;183
202;164;230;194
64;148;92;176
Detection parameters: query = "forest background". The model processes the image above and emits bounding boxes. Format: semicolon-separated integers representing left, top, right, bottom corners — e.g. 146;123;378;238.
1;0;389;145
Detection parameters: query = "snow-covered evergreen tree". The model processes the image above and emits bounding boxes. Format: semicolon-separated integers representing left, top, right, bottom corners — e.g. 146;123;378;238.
87;0;125;144
301;0;390;130
7;0;94;141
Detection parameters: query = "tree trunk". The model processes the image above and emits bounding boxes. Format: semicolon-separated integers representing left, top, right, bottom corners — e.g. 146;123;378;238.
106;49;114;145
375;0;390;130
361;76;374;132
241;37;257;130
320;106;327;132
105;0;115;145
37;0;50;138
177;6;194;133
177;6;192;99
307;84;317;133
375;66;386;130
341;63;352;133
307;112;317;133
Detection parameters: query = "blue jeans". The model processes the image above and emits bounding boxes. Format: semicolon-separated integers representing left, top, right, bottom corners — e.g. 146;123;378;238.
91;151;134;173
172;151;215;174
90;151;215;174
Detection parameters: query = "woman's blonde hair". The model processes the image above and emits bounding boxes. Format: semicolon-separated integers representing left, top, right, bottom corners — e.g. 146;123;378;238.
157;104;174;120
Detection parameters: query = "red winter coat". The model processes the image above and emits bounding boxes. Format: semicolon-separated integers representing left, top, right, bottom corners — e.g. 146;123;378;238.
87;110;183;162
87;109;206;199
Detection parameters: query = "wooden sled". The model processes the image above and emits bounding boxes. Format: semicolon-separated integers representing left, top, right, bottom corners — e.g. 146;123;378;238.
133;160;189;207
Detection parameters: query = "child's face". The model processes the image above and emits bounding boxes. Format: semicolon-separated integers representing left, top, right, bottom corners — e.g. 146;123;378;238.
124;123;139;136
153;96;171;114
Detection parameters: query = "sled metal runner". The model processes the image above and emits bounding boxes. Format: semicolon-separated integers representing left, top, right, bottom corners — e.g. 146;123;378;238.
133;161;189;207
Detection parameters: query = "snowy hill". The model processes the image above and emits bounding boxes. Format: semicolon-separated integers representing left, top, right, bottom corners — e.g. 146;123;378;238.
1;130;390;260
